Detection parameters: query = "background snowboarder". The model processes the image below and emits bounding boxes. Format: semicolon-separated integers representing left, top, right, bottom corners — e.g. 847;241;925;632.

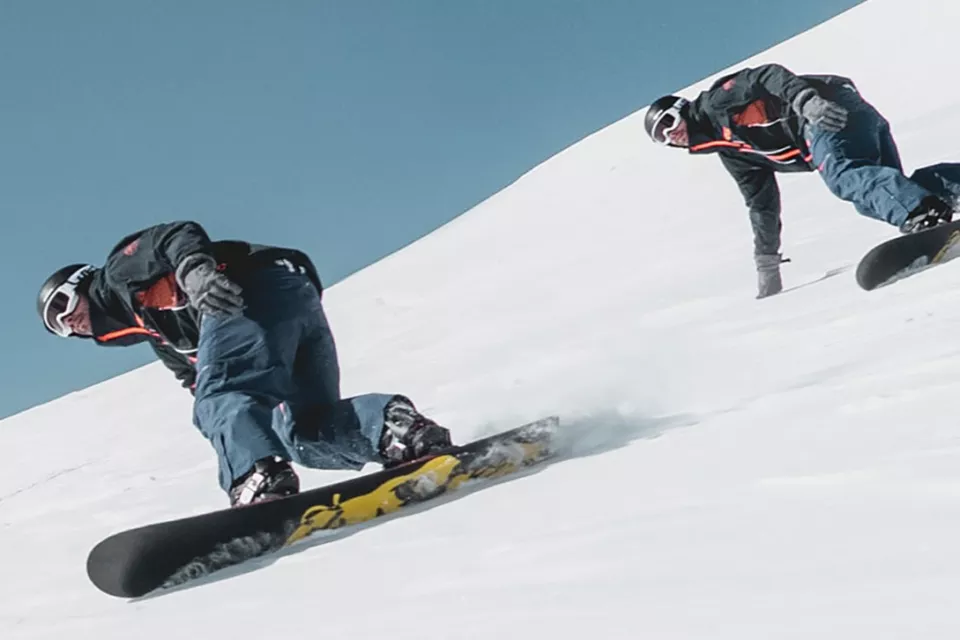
37;221;453;506
644;62;960;298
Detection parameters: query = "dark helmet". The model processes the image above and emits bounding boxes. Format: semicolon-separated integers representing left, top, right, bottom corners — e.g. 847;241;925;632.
37;263;96;336
644;95;689;144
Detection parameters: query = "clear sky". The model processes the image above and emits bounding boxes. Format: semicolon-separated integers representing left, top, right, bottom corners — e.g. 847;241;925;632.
0;0;864;419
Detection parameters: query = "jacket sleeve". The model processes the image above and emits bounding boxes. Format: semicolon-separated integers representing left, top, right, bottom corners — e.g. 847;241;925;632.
719;152;783;256
738;63;814;108
103;221;214;293
149;341;197;394
709;64;815;113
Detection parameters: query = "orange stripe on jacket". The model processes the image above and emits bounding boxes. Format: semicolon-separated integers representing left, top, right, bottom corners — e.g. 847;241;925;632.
96;327;155;342
690;140;808;164
690;140;742;152
767;149;803;161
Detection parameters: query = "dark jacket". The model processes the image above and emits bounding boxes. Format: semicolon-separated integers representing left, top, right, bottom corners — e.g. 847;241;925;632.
85;221;323;392
683;63;858;254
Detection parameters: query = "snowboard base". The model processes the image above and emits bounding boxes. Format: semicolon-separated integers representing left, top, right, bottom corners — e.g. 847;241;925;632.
856;219;960;290
86;416;559;598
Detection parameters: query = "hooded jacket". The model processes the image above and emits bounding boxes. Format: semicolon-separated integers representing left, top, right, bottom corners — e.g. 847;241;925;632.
86;220;322;391
683;63;858;254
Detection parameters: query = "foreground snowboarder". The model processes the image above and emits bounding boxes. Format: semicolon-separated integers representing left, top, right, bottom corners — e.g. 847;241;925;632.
644;63;960;298
37;221;452;506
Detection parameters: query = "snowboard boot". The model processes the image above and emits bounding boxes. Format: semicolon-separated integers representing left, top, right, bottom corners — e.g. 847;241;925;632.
229;457;300;507
379;395;453;468
899;195;953;234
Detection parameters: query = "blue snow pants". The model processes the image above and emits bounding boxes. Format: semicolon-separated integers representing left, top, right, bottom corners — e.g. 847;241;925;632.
192;260;396;493
804;85;960;227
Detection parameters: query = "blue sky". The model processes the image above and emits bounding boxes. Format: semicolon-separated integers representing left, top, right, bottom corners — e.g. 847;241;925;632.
0;0;864;419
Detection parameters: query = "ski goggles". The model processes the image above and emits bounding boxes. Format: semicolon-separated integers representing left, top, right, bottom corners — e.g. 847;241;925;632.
42;265;95;337
650;98;688;145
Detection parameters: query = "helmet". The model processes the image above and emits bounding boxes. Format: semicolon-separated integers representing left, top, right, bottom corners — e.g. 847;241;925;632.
644;95;689;145
37;263;96;337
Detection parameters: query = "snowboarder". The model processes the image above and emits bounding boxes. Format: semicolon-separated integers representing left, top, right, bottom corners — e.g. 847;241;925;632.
644;62;960;298
37;221;453;506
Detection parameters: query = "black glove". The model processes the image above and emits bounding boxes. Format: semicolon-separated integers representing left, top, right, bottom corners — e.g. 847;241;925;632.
176;254;244;316
792;88;848;132
754;253;790;299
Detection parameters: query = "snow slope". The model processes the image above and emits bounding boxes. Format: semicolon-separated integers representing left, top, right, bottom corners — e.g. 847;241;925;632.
5;0;960;637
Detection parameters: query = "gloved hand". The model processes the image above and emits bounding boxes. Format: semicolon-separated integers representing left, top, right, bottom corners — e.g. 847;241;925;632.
792;88;848;132
754;253;790;299
176;254;244;316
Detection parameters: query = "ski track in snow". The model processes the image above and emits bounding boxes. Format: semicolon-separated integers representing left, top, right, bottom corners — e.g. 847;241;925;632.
0;463;93;505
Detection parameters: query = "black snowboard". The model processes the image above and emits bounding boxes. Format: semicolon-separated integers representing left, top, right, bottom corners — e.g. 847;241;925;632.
86;416;559;599
856;219;960;290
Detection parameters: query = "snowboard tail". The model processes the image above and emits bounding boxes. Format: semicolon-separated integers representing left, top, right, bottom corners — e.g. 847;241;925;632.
856;219;960;290
86;416;559;599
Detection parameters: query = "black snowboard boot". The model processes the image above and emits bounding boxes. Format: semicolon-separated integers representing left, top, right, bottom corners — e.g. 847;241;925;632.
229;457;300;507
379;395;453;468
899;195;953;234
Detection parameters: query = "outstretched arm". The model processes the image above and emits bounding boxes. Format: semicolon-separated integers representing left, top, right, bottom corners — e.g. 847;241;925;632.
719;153;783;256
